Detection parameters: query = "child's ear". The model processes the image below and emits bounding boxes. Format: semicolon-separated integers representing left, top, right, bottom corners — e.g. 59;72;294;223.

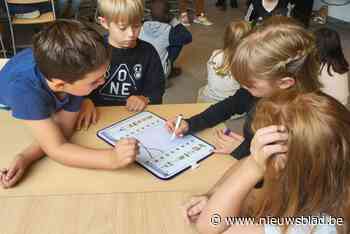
50;78;66;91
99;16;109;30
277;77;295;90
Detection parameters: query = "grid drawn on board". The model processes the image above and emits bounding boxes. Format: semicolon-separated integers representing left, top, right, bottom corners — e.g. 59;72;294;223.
98;112;214;179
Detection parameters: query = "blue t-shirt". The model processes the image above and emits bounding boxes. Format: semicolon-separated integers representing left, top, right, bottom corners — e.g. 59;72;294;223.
0;49;83;120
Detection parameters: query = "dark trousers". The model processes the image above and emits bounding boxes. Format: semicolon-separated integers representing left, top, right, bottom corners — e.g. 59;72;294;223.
167;45;183;64
292;0;314;27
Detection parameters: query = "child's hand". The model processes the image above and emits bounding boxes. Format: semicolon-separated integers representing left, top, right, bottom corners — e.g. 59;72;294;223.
76;98;98;131
250;125;288;172
126;96;149;112
182;195;209;224
165;117;189;137
213;129;244;154
0;155;29;189
110;138;139;169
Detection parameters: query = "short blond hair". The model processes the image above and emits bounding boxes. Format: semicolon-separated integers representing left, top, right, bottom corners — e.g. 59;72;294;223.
98;0;144;25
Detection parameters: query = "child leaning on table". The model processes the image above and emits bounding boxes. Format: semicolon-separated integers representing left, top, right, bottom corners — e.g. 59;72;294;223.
76;0;165;130
185;91;350;234
0;20;139;189
166;16;321;161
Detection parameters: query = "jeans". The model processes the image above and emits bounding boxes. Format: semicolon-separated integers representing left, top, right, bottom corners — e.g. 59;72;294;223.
56;0;81;17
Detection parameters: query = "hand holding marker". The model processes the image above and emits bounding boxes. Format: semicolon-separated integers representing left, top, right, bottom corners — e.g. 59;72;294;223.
171;115;183;140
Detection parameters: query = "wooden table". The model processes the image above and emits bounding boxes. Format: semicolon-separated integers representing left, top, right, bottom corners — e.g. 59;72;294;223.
0;104;238;234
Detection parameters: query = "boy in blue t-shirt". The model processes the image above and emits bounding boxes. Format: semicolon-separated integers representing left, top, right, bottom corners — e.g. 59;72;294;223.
0;20;139;189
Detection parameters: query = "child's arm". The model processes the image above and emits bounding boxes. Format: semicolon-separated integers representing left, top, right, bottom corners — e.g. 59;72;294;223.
187;88;256;133
1;109;80;188
76;98;98;130
195;125;288;234
23;117;138;170
169;22;192;47
142;46;165;105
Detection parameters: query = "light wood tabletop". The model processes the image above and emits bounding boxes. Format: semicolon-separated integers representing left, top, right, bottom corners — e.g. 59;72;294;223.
0;104;239;234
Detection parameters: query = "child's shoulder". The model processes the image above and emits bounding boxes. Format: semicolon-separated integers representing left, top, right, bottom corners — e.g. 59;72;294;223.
136;39;158;54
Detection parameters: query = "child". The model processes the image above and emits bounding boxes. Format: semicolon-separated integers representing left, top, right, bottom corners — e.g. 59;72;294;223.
166;16;321;160
139;0;192;79
315;28;349;106
179;0;213;26
244;0;294;24
197;20;251;105
186;91;350;234
76;0;165;130
0;20;139;189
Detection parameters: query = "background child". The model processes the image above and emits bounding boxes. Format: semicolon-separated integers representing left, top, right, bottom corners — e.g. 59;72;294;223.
77;0;165;130
139;0;192;79
197;20;251;105
179;0;212;26
186;91;350;234
315;27;349;106
244;0;294;24
166;16;321;161
0;20;139;189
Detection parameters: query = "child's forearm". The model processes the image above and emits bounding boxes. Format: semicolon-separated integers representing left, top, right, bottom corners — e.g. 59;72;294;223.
47;143;117;170
196;157;264;234
18;142;45;167
207;160;243;196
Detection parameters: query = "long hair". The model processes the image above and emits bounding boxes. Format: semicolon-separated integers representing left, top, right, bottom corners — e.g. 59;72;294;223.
251;91;350;234
215;20;251;76
232;16;321;93
314;27;349;76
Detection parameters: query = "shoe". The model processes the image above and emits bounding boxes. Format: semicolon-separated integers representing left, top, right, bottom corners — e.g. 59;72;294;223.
193;13;213;26
15;10;40;19
230;0;238;8
168;67;182;79
215;0;224;7
180;12;191;27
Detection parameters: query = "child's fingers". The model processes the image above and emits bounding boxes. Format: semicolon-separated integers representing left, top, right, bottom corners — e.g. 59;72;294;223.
5;166;18;181
229;131;244;141
83;113;93;130
76;114;84;131
92;109;98;125
255;125;286;137
5;169;23;187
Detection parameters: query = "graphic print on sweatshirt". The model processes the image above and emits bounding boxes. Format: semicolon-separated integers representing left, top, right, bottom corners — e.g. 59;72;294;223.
99;64;143;100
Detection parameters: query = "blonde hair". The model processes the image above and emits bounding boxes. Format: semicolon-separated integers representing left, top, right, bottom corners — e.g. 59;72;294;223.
232;16;321;93
252;91;350;234
215;20;251;76
98;0;144;25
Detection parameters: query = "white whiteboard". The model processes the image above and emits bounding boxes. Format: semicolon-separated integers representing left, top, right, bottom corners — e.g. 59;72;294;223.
97;111;214;179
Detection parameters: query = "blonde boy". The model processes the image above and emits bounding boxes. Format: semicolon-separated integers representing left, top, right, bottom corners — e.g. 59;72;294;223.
77;0;165;130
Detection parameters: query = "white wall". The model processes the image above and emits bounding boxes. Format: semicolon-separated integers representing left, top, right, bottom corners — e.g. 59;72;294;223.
313;0;350;22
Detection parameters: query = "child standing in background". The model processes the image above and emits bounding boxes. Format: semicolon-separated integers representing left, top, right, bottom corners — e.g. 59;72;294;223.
76;0;165;130
245;0;294;24
315;27;349;106
197;20;251;105
139;0;192;79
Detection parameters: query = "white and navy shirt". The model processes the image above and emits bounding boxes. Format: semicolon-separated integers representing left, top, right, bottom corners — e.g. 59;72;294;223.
245;0;294;23
89;39;165;106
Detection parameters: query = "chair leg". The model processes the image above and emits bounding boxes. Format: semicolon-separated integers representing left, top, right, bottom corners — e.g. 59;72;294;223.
4;0;16;55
